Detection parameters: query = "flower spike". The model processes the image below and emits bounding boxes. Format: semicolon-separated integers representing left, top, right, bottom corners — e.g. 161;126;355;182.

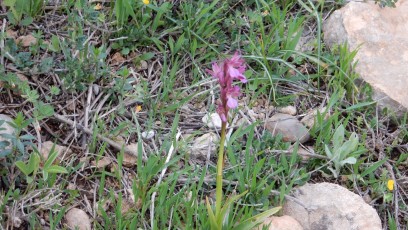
207;52;247;122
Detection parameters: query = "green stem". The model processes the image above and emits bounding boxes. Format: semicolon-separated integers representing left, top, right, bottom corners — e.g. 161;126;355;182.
215;121;227;227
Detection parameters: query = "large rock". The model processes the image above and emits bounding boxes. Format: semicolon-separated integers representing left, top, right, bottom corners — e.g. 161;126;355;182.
283;183;382;230
265;113;310;143
323;0;408;112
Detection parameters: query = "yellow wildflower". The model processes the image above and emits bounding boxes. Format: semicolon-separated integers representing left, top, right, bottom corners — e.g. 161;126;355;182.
261;10;269;16
387;179;394;191
142;0;149;4
135;105;142;112
94;3;102;10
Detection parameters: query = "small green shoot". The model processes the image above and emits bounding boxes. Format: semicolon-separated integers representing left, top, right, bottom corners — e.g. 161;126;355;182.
324;124;360;178
15;143;68;184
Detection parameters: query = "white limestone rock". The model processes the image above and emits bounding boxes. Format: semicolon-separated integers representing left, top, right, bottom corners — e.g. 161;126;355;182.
323;0;408;113
283;183;382;230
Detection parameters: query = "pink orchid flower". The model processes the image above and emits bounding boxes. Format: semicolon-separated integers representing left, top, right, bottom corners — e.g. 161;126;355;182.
207;52;247;122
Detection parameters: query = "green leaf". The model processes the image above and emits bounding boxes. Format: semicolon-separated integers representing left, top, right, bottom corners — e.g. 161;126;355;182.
297;0;313;13
234;206;281;230
49;35;60;52
121;47;130;55
27;153;40;174
15;161;30;175
139;52;155;61
327;166;339;178
0;140;10;149
46;165;68;174
333;124;345;150
20;134;35;140
339;133;359;160
3;0;17;7
26;176;33;184
50;86;60;96
42;170;48;181
344;101;376;111
44;143;59;169
0;149;12;158
361;158;387;178
115;0;124;26
33;102;54;120
340;157;357;166
388;211;397;230
7;11;18;26
39;57;54;73
16;152;40;177
159;93;196;113
16;140;24;154
174;33;185;54
205;197;219;230
21;16;33;26
123;0;135;19
13;112;25;127
324;145;332;158
23;89;39;102
218;191;248;225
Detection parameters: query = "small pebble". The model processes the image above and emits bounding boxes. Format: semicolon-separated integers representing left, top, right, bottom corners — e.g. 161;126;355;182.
142;130;155;139
277;106;297;116
202;113;222;129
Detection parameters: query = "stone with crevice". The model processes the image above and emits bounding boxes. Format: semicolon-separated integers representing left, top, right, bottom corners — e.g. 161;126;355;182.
323;0;408;113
